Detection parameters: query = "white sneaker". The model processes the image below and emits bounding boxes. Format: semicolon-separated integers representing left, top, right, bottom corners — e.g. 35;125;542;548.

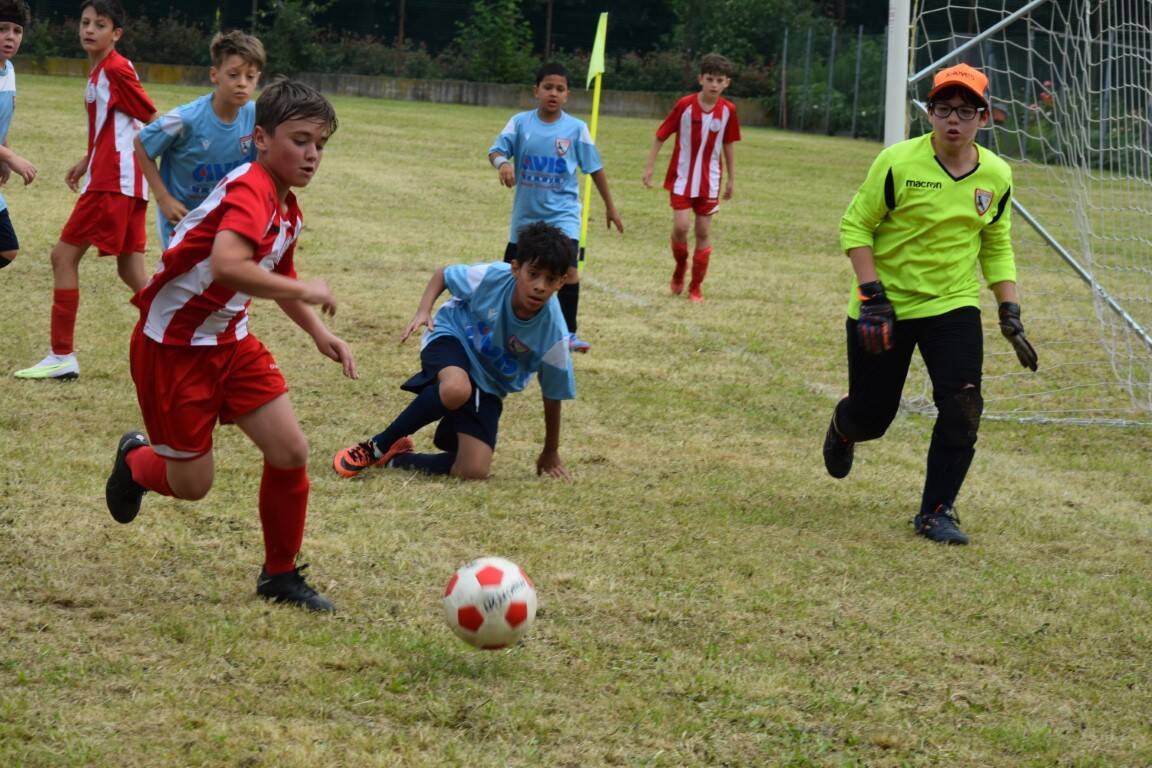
14;353;80;380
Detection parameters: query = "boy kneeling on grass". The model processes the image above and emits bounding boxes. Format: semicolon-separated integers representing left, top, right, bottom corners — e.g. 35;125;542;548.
334;222;576;481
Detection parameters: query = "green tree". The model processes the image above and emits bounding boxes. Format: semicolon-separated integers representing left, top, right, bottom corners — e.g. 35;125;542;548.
261;0;330;76
453;0;537;83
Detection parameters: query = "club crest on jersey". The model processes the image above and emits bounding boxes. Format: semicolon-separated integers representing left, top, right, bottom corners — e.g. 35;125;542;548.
507;335;530;355
555;138;571;156
200;138;212;150
975;188;994;215
239;134;253;155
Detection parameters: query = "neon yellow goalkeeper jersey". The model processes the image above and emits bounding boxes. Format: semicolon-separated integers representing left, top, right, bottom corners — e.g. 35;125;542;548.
839;132;1016;320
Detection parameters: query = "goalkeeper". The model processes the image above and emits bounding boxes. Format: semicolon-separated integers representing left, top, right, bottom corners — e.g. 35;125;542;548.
822;63;1037;546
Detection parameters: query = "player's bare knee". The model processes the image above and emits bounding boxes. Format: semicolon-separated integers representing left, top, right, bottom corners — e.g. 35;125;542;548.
438;378;473;410
171;474;212;501
451;462;490;481
265;434;309;468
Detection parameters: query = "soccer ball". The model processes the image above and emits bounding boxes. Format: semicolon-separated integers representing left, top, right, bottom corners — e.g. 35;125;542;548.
443;556;537;650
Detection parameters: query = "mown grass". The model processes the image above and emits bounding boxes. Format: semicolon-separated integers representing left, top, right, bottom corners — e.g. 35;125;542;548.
1;74;1150;767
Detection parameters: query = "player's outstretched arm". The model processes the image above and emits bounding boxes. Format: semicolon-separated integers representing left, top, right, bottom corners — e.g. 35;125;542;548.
133;136;187;226
536;397;570;480
590;170;623;234
277;297;358;380
0;144;37;185
401;267;447;344
642;137;664;188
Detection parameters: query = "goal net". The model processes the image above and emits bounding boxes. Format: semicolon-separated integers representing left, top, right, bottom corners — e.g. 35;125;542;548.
905;0;1152;425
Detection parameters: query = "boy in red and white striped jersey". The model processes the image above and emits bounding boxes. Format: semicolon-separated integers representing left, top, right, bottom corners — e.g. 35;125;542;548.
105;80;354;613
14;0;156;380
642;53;741;302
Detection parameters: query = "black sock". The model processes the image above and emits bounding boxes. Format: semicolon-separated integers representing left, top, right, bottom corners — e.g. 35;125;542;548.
558;281;579;334
920;438;975;516
371;384;451;455
391;452;456;475
0;255;11;270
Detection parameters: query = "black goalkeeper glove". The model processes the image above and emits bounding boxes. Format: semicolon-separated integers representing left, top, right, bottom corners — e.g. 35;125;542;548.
998;301;1038;371
856;281;895;354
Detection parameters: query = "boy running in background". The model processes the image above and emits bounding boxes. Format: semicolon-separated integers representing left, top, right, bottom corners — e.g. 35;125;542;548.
643;53;741;302
105;80;353;612
0;0;38;272
333;222;576;482
488;62;623;354
14;0;155;380
135;30;263;250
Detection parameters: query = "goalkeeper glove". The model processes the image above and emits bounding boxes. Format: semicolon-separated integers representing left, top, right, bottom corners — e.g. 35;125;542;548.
998;301;1038;371
856;280;895;354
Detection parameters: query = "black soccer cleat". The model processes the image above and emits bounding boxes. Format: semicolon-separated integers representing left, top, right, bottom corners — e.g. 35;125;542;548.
822;416;854;479
106;430;150;524
256;565;335;613
914;504;969;545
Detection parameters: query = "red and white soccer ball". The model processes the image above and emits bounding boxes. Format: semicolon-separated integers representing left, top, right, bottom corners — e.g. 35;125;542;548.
443;556;537;650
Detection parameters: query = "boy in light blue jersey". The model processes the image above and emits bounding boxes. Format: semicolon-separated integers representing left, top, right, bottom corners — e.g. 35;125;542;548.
333;223;577;481
135;30;263;249
0;0;38;271
488;62;623;354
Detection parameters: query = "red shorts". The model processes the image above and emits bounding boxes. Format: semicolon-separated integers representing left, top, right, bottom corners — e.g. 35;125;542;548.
60;192;147;256
130;324;288;460
670;193;720;216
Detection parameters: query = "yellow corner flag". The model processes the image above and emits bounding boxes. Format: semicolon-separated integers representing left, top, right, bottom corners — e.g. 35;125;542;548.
578;12;608;268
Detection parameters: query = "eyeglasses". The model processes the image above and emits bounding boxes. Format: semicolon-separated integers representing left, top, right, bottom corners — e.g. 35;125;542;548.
929;102;986;120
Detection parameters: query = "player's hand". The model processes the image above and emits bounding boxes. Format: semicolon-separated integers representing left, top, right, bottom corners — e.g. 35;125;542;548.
642;167;654;188
856;281;895;354
723;179;734;200
65;158;87;192
498;162;516;188
606;207;624;234
0;163;9;186
158;195;188;227
299;278;337;315
998;301;1038;371
6;155;37;185
400;308;433;344
536;449;571;480
315;332;358;379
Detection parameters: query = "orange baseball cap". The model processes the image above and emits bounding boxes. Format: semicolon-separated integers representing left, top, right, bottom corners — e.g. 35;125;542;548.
927;63;989;107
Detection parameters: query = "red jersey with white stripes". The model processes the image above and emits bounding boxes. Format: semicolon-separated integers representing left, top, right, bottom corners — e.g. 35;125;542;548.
80;49;155;200
656;94;741;199
133;162;301;346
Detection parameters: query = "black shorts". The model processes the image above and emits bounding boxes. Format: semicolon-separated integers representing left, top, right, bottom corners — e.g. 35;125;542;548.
401;335;504;450
0;209;20;253
503;237;579;270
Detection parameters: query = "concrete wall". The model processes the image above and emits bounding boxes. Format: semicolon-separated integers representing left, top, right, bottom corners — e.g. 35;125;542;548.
24;56;769;125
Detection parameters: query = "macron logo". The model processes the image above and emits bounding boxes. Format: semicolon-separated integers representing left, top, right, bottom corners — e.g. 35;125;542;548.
905;179;943;190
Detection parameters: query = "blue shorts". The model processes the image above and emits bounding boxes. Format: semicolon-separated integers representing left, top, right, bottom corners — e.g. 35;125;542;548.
402;335;504;450
0;209;19;253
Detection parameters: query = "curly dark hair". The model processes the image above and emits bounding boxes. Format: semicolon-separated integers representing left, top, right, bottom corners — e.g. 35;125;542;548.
513;222;574;279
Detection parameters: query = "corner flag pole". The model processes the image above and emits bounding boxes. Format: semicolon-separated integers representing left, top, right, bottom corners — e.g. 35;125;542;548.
578;12;608;269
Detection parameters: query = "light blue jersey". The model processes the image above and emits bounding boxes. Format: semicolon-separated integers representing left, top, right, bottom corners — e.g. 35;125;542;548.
138;93;256;249
489;110;602;243
424;262;576;400
0;62;16;214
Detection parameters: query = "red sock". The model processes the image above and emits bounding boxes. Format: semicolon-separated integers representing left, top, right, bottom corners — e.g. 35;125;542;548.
671;240;689;265
50;288;80;356
690;247;713;288
126;445;174;496
259;463;309;575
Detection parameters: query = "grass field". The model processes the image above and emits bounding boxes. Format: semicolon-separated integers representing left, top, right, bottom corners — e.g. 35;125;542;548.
2;74;1151;767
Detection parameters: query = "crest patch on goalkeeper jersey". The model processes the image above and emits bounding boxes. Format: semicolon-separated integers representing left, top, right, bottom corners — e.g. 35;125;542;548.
975;188;994;215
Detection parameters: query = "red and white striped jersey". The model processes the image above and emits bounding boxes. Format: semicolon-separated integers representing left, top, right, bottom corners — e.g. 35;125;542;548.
133;162;302;346
656;94;741;200
80;50;155;200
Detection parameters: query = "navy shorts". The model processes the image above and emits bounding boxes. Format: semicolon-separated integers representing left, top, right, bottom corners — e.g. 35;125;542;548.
0;209;20;253
402;335;504;450
503;237;579;270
